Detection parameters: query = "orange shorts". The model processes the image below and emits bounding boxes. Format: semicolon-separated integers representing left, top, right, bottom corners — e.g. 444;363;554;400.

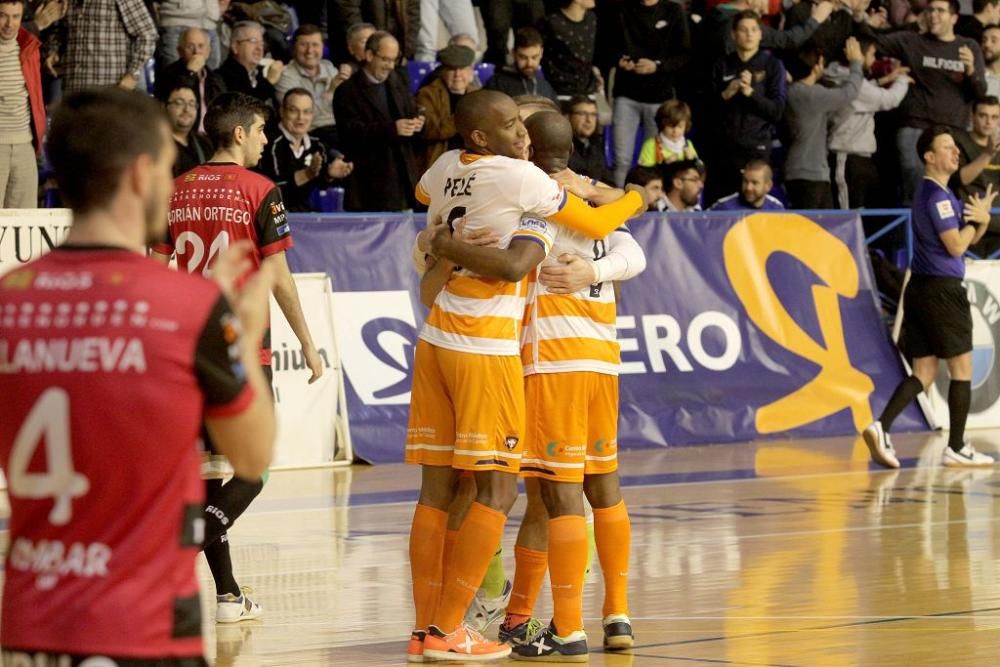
520;371;619;483
405;339;525;472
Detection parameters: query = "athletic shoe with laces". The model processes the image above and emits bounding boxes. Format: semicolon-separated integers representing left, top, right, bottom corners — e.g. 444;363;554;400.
862;421;900;469
422;623;512;662
602;613;634;650
942;442;995;467
216;586;262;623
407;630;426;663
465;579;513;632
511;622;588;662
498;616;546;646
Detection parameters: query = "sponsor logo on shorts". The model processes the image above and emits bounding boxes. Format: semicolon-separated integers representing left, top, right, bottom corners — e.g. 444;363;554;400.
504;436;519;450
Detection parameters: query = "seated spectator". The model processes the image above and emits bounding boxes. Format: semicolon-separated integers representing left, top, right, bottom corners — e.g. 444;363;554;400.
638;100;698;167
156;0;221;71
983;25;1000;97
449;32;479;55
343;22;376;76
63;0;156;93
662;159;705;212
416;44;477;169
276;24;343;148
625;165;667;212
539;0;601;98
827;35;911;208
484;27;558;103
415;0;477;62
155;28;214;127
210;21;283;109
0;0;43;209
710;159;785;210
955;0;999;42
565;95;613;183
952;95;1000;254
261;89;354;212
333;31;423;211
329;0;420;63
164;83;213;177
784;39;864;209
708;10;786;205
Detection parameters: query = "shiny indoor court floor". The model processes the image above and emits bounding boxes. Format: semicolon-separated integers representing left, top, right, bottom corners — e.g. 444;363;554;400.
6;430;1000;666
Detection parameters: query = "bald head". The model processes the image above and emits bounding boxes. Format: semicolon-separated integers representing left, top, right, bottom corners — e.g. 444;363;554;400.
454;90;526;158
455;90;515;139
524;111;573;174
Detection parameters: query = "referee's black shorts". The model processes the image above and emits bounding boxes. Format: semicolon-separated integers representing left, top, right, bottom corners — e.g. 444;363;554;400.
902;274;972;360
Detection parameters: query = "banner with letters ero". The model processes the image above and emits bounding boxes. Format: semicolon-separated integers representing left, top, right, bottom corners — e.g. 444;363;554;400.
285;211;926;463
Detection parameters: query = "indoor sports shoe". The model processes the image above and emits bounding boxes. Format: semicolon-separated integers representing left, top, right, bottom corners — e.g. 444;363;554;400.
407;630;425;663
422;623;512;662
216;586;263;623
862;421;900;469
465;579;513;632
602;614;634;650
942;442;995;467
511;623;588;662
499;616;546;646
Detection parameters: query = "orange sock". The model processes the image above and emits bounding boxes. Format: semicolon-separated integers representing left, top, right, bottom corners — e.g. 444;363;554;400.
442;529;459;571
432;502;506;632
409;504;447;630
593;500;630;617
506;545;548;617
548;515;588;636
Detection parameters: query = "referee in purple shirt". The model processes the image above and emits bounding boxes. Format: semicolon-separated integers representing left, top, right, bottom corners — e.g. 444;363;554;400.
863;126;997;468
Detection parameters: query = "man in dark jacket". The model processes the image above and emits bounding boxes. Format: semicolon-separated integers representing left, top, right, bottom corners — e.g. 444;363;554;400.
209;21;282;110
565;95;613;184
333;30;423;211
484;27;558;102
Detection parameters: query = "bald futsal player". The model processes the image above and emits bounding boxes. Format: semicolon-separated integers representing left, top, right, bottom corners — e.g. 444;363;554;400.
405;90;644;663
424;111;645;661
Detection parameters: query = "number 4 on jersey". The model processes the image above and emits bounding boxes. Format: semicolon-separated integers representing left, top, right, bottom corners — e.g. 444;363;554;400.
9;388;90;526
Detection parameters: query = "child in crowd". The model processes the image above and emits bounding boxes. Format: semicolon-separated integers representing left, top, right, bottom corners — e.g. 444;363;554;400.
638;100;698;167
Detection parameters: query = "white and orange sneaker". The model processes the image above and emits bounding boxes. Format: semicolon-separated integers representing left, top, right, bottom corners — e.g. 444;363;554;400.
422;623;512;662
407;630;426;663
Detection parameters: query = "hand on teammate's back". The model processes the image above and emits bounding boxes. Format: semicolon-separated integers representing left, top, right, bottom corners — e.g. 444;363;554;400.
426;215;453;256
538;253;598;294
454;219;499;247
552;168;597;200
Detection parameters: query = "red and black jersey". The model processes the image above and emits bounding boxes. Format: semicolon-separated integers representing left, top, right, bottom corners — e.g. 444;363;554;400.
153;162;293;364
0;247;254;659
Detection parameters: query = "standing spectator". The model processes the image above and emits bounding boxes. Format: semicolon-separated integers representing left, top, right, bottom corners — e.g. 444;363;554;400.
637;100;697;167
414;0;477;62
861;0;987;203
783;0;863;65
479;0;546;66
709;10;786;204
565;94;613;183
662;159;704;211
343;21;376;76
783;39;864;209
261;89;354;211
275;24;343;148
827;35;912;209
333;31;423;211
0;0;44;208
329;0;420;64
625;165;667;211
485;27;558;102
952;95;1000;253
63;0;156;93
416;44;477;169
155;28;214;131
164;82;213;177
704;0;832;60
862;126;995;469
611;0;691;186
211;21;283;109
538;0;601;98
710;159;786;210
156;0;221;71
955;0;999;42
982;24;1000;96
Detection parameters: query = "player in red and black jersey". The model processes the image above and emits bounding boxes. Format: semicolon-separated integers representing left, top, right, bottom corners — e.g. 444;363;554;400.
152;92;323;623
0;89;276;666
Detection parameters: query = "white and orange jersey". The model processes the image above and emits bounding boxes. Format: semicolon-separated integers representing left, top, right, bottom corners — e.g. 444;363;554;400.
521;216;643;376
415;150;566;355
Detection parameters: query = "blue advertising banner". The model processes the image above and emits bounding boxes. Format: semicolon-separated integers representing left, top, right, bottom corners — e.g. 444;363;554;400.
287;211;926;463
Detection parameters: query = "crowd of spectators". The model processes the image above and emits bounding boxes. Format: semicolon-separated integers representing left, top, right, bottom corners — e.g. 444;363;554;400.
0;0;998;250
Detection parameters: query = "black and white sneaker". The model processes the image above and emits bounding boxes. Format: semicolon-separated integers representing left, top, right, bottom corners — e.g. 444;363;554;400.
216;586;262;623
602;613;634;650
862;421;900;469
943;442;995;467
511;623;588;662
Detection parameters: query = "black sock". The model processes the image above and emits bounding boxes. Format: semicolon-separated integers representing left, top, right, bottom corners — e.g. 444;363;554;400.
947;380;971;452
203;475;264;548
881;375;924;432
205;533;241;597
